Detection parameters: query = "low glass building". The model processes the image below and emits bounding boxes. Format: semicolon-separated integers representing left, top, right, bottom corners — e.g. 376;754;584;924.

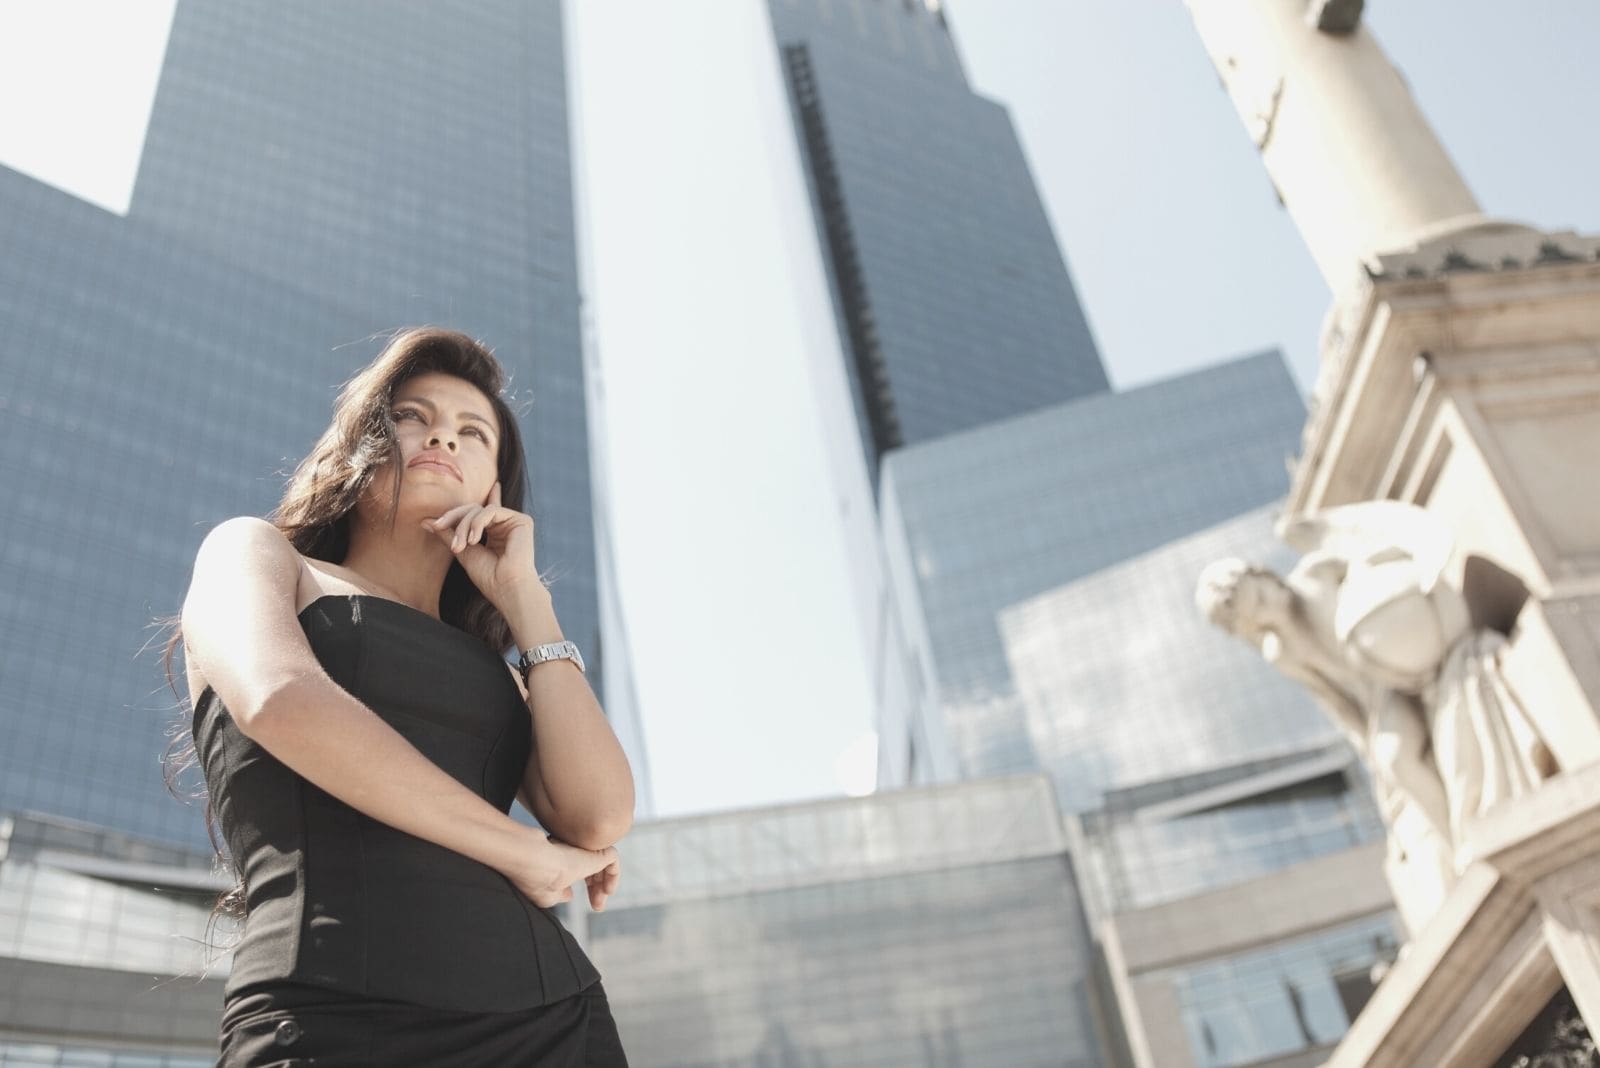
0;811;228;1064
584;774;1109;1067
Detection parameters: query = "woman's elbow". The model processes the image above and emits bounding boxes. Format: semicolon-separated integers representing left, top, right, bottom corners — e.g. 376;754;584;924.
235;674;322;742
568;807;634;851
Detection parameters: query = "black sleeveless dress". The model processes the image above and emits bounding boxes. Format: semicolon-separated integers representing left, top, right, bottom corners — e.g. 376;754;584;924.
192;593;628;1067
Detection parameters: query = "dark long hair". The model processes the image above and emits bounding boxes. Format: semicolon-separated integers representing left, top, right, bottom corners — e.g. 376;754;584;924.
158;326;534;928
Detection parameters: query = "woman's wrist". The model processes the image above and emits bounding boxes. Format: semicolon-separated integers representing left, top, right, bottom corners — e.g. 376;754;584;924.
481;817;548;876
500;581;566;649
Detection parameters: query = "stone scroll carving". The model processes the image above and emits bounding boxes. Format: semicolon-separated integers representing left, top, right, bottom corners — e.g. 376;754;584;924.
1195;502;1557;896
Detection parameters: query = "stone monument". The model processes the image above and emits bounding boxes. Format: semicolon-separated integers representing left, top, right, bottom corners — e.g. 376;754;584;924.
1186;1;1600;1064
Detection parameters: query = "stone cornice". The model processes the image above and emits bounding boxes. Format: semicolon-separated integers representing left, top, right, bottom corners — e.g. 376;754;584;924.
1288;223;1600;517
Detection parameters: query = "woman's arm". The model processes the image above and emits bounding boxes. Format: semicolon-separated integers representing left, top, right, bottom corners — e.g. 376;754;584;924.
501;583;635;851
182;517;612;907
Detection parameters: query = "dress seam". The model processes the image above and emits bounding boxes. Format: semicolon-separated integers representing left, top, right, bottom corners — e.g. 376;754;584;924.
353;599;372;994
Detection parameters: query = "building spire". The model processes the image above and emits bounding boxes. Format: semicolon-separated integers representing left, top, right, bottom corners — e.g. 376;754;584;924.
1185;0;1481;297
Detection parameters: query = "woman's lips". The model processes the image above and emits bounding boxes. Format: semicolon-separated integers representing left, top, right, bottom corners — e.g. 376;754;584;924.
408;459;462;481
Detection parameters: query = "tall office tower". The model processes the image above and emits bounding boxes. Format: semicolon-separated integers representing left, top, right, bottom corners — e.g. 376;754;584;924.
760;0;1110;737
766;0;1109;490
0;0;647;850
876;351;1308;786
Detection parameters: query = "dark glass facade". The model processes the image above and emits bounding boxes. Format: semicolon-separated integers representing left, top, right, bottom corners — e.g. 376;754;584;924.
0;0;635;849
767;0;1109;487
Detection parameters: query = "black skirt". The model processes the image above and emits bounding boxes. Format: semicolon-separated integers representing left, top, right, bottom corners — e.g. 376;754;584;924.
218;979;629;1067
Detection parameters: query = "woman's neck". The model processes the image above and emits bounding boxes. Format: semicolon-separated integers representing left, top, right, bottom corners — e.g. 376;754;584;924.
340;511;456;618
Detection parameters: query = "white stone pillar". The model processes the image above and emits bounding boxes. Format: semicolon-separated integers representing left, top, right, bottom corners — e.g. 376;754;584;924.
1184;0;1481;298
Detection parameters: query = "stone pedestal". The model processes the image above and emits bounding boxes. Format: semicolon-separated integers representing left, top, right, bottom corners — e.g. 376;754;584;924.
1288;223;1600;910
1277;224;1600;1060
1328;762;1600;1066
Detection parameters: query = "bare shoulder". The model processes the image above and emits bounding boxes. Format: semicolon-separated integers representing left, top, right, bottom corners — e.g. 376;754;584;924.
192;516;300;573
185;516;300;605
191;517;320;611
182;517;310;708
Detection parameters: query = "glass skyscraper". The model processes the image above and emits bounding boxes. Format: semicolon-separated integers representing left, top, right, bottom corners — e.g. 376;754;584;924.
0;0;646;851
767;0;1109;489
760;0;1114;759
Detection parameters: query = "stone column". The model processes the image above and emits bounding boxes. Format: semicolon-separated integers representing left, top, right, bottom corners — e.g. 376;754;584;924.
1183;0;1481;298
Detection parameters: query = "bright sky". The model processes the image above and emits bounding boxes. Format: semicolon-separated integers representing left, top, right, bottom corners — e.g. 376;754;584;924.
0;0;176;214
4;2;1596;818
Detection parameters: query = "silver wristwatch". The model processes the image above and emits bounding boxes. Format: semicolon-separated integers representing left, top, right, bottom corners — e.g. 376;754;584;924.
517;640;585;682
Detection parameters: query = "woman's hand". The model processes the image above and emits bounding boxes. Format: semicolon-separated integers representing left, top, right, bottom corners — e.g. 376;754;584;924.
421;481;541;611
502;830;622;912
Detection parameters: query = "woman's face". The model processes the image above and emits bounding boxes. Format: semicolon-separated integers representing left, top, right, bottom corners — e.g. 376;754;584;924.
368;371;502;518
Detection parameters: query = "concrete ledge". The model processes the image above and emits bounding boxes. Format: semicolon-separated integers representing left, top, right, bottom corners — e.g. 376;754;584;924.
0;955;222;1054
1107;841;1390;973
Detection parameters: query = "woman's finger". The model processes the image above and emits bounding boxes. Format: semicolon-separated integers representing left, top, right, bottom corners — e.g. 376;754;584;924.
585;869;611;911
422;508;474;543
467;506;513;546
427;503;476;529
451;507;485;550
587;860;619;890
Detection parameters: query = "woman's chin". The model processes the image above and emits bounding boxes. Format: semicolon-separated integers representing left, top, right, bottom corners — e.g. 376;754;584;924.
400;484;476;515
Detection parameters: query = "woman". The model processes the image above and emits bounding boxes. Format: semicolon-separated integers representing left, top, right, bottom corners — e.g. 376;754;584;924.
173;327;634;1065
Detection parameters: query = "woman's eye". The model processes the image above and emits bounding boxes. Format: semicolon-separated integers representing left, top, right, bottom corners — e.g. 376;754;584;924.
465;426;488;441
392;408;419;421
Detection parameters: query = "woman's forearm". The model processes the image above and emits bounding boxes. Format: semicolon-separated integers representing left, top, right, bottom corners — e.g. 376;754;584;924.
503;584;636;844
242;675;535;872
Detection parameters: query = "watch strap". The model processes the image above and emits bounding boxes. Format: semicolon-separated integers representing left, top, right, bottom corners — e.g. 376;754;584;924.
517;640;585;681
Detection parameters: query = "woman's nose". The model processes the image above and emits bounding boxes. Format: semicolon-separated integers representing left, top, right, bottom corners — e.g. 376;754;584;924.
427;430;458;451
